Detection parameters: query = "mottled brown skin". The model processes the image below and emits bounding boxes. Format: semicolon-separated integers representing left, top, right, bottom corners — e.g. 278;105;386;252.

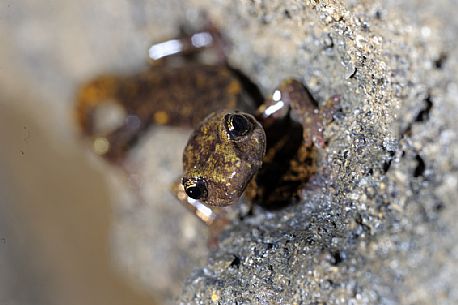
76;63;256;162
182;111;266;207
182;78;339;209
75;27;340;229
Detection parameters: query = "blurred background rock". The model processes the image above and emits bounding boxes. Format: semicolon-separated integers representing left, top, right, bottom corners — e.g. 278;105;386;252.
0;1;197;304
1;0;458;304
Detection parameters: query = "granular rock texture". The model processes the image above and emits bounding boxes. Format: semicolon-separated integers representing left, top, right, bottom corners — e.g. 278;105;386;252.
173;0;458;304
61;0;458;303
3;0;456;304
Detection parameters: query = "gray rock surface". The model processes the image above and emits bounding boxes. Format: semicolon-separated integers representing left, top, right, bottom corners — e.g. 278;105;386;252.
90;0;458;303
175;0;458;304
1;0;457;304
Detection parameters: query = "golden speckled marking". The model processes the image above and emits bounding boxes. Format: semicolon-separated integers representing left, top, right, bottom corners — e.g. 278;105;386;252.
183;111;266;207
153;111;169;125
75;28;339;215
75;63;254;162
182;78;340;209
227;80;241;95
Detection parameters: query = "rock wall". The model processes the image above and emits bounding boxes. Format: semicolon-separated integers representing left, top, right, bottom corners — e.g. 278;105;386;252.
1;0;457;304
176;0;458;304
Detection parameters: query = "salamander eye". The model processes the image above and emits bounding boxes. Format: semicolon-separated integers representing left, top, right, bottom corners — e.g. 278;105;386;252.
182;177;208;200
224;113;253;140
